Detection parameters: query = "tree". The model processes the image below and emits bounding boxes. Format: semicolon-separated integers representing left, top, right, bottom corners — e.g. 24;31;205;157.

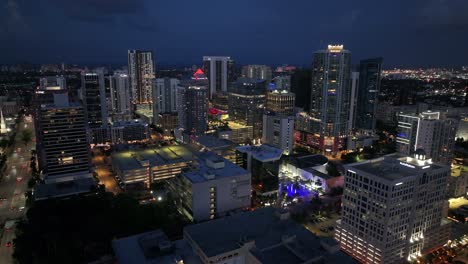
21;129;32;146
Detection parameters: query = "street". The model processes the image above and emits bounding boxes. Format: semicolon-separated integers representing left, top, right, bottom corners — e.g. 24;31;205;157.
92;150;121;195
0;117;35;263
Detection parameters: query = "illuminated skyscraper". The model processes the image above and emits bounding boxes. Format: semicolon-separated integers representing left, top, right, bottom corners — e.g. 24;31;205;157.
109;73;131;121
309;45;352;153
202;56;235;98
185;86;208;134
128;50;155;105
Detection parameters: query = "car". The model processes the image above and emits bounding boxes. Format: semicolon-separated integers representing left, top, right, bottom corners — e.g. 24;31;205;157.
12;165;16;169
5;241;12;247
19;206;25;212
16;177;23;182
0;197;7;201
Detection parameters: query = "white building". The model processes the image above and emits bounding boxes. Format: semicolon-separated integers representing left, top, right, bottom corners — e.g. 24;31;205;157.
335;151;451;263
109;73;131;121
202;56;235;98
242;65;272;83
152;78;180;124
262;114;294;155
396;111;458;164
169;152;251;222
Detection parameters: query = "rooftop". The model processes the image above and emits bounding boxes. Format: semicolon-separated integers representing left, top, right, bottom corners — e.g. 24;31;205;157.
184;207;357;264
227;121;252;130
348;154;446;182
112;119;148;127
193;135;234;150
183;152;248;183
35;174;96;201
236;144;283;162
112;145;194;171
113;230;201;264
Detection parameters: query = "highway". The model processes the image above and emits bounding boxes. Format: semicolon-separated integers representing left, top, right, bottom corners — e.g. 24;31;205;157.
0;117;35;263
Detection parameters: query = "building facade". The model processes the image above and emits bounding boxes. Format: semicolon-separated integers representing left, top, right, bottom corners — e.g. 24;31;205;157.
37;93;90;179
335;152;451;263
262;114;294;155
169;152;251;222
185;86;208;134
265;90;295;116
228;78;266;138
81;72;109;144
202;56;235;99
354;58;383;132
128;50;155;105
242;65;272;83
109;73;131;121
309;45;352;153
152;78;180;124
396;111;458;164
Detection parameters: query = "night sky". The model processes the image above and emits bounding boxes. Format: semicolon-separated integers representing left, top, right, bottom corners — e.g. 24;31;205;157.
1;0;468;67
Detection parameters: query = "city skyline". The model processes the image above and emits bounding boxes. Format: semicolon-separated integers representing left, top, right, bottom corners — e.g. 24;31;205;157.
1;0;468;67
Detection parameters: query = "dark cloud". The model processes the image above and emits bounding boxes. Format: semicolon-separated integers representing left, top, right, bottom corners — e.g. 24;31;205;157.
1;0;468;67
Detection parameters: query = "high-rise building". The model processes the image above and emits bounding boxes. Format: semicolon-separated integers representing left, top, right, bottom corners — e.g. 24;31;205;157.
242;65;272;83
185;86;208;134
273;75;291;91
354;58;383;132
109;73;131;121
152;78;180;124
128;50;155;105
265;90;295;116
262;114;294;155
81;72;109;144
176;86;187;129
335;152;451;263
37;93;90;179
202;56;235;98
396;111;458;164
309;45;352;153
347;72;360;133
228;78;266;138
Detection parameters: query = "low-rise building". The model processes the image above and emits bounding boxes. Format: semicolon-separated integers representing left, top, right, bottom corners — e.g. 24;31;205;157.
279;154;342;194
225;121;253;144
190;135;237;163
184;207;357;264
111;145;194;190
169;152;251;222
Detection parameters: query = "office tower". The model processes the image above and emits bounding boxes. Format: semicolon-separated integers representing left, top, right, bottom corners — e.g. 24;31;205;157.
109;73;131;121
348;72;359;132
396;111;458;164
37;93;90;179
202;56;235;98
273;75;291;91
128;50;155;105
262;114;294;155
335;152;450;263
354;58;383;132
228;78;266;138
309;45;352;153
152;78;180;124
265;90;295;116
185;86;208;134
242;65;272;83
81;72;109;144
